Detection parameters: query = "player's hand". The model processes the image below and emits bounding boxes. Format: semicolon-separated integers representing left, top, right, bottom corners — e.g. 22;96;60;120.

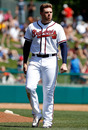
60;63;68;73
23;63;27;74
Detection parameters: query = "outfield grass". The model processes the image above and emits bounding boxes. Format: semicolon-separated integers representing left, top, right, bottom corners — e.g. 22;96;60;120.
0;109;88;130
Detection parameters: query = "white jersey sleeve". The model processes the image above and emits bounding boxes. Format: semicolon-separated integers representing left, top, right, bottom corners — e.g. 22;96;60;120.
24;24;32;41
56;24;67;44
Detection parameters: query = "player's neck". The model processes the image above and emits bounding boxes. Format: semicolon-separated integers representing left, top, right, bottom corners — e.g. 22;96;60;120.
41;20;52;25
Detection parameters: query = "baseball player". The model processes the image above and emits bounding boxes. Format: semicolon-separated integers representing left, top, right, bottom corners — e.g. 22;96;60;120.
23;3;67;128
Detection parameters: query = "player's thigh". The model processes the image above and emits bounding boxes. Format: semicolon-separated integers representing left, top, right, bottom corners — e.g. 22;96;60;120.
26;64;41;89
42;56;58;88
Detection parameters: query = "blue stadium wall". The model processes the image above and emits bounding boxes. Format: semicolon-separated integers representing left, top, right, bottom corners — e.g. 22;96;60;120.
0;85;88;104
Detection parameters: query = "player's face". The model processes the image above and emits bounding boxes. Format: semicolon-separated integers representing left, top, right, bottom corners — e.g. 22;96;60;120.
40;7;53;23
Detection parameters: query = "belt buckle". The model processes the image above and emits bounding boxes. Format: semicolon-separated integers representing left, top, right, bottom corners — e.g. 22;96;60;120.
49;54;52;57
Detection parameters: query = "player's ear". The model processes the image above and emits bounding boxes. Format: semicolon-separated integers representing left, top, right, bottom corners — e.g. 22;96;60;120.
40;12;42;16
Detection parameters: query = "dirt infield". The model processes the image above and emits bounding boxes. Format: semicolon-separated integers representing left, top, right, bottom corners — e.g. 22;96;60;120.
0;103;88;111
0;112;33;123
0;103;88;123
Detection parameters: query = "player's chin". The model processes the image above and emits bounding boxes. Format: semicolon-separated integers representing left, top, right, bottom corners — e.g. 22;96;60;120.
47;17;52;21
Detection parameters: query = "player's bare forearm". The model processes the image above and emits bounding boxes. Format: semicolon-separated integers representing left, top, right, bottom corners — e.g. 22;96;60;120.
23;63;27;74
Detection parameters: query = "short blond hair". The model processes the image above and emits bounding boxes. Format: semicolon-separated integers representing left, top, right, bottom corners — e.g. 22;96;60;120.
40;3;52;12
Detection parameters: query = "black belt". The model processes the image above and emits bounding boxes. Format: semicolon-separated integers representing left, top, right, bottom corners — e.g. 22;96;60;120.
32;53;57;58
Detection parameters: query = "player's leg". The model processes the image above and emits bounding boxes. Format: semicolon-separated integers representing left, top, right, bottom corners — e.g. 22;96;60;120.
26;58;42;116
42;56;58;127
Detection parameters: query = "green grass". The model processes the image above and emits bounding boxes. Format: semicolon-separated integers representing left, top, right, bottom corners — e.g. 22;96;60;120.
0;59;17;69
0;109;88;130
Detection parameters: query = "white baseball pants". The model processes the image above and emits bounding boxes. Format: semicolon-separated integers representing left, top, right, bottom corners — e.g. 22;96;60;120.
26;55;58;125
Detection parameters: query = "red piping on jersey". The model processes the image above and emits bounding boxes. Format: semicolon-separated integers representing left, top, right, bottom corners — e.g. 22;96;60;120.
44;37;46;53
45;22;56;54
58;40;67;44
46;22;56;30
37;21;56;54
37;21;43;54
52;58;58;120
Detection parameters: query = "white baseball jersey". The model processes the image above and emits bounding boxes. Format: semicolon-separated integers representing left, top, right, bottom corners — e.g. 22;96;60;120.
24;20;66;54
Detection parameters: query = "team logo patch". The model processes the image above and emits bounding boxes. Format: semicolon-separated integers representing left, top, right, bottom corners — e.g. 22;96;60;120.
32;29;57;39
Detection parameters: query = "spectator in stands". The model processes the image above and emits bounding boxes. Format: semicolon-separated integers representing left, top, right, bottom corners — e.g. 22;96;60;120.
15;0;26;24
9;16;19;28
84;25;88;34
8;49;19;60
4;10;13;21
1;23;10;47
76;12;83;25
74;41;86;59
9;24;20;42
0;66;16;84
0;10;4;23
1;53;8;63
27;0;36;23
1;46;9;55
64;24;79;43
61;4;74;25
16;73;26;84
0;66;6;83
13;31;25;48
19;31;25;47
82;42;88;58
76;21;86;34
0;46;3;58
17;55;23;71
68;52;83;84
0;46;8;63
82;60;88;84
0;21;6;33
3;71;16;84
82;26;88;43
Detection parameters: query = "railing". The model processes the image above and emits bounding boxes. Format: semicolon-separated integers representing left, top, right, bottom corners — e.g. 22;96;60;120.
57;72;88;86
0;69;88;85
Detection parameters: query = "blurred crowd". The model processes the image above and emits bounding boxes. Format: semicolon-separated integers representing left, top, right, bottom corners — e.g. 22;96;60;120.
0;1;88;84
60;4;88;84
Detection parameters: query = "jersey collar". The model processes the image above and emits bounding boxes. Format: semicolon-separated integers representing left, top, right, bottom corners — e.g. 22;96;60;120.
38;20;55;28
